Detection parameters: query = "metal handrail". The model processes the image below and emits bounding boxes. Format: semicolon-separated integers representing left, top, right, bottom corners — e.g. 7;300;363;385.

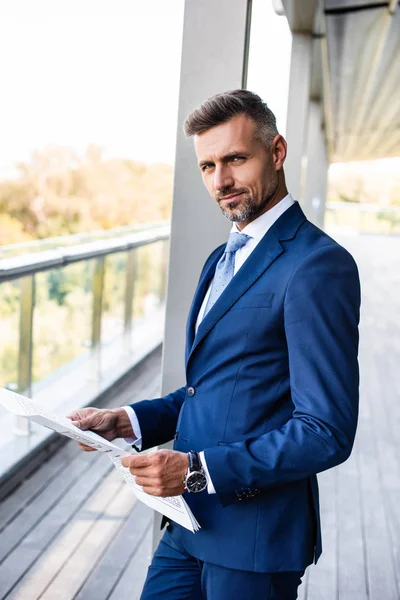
0;220;168;256
0;225;170;282
0;224;170;439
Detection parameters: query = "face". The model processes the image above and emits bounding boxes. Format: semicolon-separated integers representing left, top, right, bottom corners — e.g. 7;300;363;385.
194;114;287;229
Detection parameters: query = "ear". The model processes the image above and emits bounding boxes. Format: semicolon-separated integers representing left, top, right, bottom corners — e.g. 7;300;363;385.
271;135;287;171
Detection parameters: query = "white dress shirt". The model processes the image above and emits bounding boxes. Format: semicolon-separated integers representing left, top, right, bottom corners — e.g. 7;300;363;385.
123;194;295;493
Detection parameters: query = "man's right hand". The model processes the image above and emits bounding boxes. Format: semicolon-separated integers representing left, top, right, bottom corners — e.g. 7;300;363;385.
67;407;134;451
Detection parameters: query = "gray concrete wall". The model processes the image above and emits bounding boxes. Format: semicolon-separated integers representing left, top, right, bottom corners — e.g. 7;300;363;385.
284;32;313;202
303;100;328;228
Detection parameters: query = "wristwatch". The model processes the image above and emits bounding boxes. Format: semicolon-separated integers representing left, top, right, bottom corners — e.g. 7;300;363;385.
184;451;208;493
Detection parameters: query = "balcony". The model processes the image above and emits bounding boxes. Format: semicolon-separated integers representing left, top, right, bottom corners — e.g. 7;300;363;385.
0;0;399;596
0;224;169;497
0;230;399;599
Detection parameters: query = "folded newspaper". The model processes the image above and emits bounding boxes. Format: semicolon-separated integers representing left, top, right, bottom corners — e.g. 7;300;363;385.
0;387;200;533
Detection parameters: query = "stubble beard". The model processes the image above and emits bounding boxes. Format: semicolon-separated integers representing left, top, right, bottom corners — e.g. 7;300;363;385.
218;189;277;223
218;195;258;222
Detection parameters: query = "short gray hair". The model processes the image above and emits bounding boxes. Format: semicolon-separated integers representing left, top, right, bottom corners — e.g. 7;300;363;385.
184;89;279;147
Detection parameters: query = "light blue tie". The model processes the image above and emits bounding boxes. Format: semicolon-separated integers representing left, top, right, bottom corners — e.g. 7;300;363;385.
204;232;251;317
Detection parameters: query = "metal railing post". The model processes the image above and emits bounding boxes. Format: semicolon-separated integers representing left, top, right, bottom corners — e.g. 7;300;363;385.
15;275;35;435
91;257;105;382
124;249;137;350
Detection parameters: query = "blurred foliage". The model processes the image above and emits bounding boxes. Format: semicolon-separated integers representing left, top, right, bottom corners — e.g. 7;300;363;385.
0;144;173;245
376;211;400;231
0;145;171;386
328;158;400;206
325;207;400;235
32;263;94;382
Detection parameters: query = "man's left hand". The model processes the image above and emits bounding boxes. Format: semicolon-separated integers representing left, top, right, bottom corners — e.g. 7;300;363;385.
121;449;189;497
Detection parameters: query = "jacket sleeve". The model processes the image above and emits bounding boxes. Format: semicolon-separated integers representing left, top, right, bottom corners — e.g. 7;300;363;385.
130;386;186;451
203;243;361;506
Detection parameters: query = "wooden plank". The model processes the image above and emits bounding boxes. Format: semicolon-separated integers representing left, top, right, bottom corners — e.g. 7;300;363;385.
0;350;161;599
40;480;136;600
359;345;400;599
336;449;368;598
111;349;161;408
0;440;79;532
382;353;400;593
0;450;102;565
337;233;400;599
118;373;161;411
108;519;153;600
0;353;154;527
357;361;398;600
5;470;124;600
0;348;160;550
307;468;337;600
1;450;109;598
75;502;153;600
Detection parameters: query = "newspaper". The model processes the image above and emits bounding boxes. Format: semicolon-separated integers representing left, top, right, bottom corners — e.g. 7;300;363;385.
0;387;200;532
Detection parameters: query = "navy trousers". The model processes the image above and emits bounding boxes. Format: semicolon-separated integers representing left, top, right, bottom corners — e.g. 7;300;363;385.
140;523;305;600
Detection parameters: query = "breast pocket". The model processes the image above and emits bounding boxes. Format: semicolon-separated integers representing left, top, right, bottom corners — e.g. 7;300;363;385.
231;292;275;310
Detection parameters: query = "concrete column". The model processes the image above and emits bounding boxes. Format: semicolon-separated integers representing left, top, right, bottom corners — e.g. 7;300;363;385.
161;0;252;396
303;101;328;228
153;0;252;548
284;33;312;202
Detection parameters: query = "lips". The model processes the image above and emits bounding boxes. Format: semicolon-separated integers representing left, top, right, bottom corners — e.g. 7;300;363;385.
220;192;245;203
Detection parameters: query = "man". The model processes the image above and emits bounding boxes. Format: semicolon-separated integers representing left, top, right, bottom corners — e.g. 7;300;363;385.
69;90;360;599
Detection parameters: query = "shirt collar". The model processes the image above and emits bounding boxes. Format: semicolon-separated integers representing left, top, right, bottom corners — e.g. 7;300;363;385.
230;193;295;241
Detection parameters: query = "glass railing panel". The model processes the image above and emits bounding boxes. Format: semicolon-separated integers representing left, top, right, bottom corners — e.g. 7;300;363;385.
0;228;169;441
101;252;127;344
0;280;21;389
133;240;165;323
0;221;168;259
32;261;94;383
325;202;400;236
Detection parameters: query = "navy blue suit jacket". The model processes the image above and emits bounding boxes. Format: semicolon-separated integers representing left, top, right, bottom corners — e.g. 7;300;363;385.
131;202;361;573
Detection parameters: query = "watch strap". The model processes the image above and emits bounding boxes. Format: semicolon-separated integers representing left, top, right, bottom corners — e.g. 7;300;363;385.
188;450;202;472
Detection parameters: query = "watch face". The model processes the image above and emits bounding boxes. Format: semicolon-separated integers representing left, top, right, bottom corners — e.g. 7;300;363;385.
186;471;207;493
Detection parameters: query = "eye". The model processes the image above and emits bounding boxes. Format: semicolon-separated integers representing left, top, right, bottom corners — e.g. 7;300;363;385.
201;163;213;172
231;156;245;163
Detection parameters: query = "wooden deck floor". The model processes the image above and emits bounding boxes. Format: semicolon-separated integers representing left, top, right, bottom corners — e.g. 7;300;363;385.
0;233;399;600
0;352;161;600
300;234;400;600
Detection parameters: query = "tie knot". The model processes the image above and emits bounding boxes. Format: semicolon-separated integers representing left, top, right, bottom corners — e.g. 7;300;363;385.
224;232;251;255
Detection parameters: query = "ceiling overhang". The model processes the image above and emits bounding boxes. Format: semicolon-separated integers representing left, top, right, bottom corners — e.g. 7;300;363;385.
280;0;400;162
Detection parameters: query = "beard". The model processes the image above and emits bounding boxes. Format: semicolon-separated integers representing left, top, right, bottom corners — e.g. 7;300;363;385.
217;183;278;223
218;194;260;222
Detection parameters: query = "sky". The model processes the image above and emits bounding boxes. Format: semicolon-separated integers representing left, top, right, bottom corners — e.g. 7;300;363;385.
0;0;292;178
247;0;292;136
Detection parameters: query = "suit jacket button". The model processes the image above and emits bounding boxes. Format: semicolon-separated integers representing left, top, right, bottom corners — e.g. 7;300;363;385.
187;386;196;397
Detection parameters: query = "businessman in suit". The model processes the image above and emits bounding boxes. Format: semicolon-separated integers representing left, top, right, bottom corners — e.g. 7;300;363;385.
69;90;361;599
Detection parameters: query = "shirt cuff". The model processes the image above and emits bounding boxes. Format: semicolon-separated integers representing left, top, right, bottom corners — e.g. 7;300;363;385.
199;450;216;494
122;406;142;451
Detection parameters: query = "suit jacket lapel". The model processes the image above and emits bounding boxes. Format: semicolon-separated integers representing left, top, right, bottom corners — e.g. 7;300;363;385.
187;235;283;363
186;202;307;366
185;246;224;362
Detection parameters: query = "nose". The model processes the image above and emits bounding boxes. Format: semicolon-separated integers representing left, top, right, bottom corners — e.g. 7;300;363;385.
214;165;234;193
